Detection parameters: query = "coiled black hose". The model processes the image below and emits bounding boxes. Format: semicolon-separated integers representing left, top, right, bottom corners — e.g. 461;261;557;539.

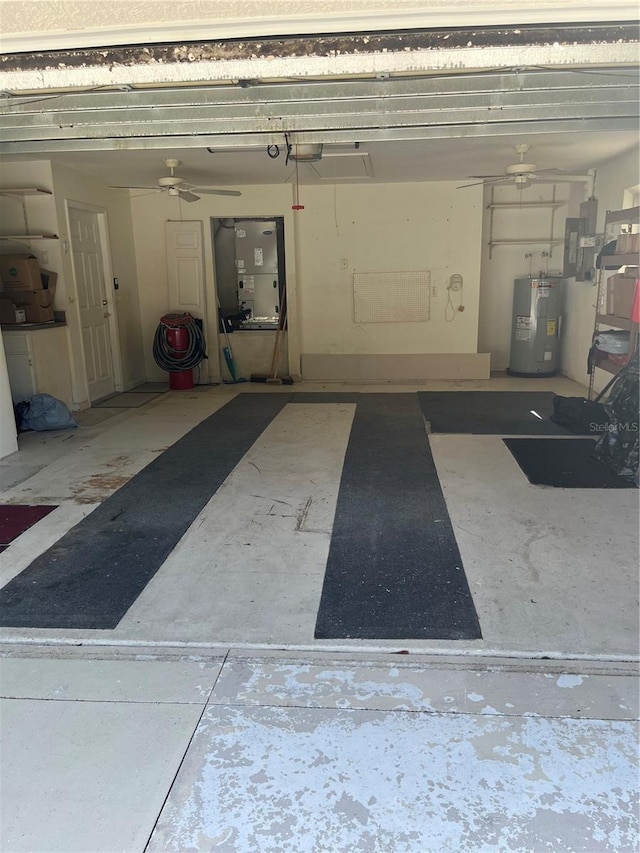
152;316;208;372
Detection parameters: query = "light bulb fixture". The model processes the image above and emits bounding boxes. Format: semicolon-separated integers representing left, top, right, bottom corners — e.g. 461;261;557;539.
289;143;323;162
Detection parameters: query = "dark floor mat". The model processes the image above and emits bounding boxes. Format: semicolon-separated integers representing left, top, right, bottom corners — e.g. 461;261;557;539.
132;382;170;393
94;392;164;408
418;391;570;435
504;438;637;488
0;395;291;629
314;394;482;640
0;505;57;545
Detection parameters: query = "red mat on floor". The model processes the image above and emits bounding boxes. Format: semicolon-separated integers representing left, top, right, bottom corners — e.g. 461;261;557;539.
0;505;57;545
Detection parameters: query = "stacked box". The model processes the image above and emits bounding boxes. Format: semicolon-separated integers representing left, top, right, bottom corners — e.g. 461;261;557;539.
0;255;42;291
0;255;58;323
607;274;637;319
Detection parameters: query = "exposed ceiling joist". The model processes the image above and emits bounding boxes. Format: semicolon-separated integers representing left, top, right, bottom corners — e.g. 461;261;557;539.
4;120;639;157
0;70;637;154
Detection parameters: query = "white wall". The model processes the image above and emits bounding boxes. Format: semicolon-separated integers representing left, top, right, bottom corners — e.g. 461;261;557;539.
51;163;145;404
0;333;18;459
561;145;640;391
130;180;484;381
296;181;483;357
477;182;573;371
0;160;145;406
130;184;299;382
0;160;75;417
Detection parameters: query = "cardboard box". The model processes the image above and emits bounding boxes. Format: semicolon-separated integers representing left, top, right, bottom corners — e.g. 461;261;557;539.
0;298;18;323
40;269;57;291
0;299;26;324
615;233;640;255
607;274;637;319
0;255;43;292
10;275;57;323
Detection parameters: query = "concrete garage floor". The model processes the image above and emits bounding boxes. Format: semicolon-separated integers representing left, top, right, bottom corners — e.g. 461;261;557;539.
0;378;638;852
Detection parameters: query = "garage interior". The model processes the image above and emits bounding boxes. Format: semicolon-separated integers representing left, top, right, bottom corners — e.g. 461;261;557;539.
0;4;638;851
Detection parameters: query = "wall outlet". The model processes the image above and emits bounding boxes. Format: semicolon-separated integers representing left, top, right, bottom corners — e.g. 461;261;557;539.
40;251;49;265
431;285;437;297
340;258;349;270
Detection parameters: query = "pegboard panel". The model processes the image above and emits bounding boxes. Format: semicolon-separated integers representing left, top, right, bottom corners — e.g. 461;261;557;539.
353;270;431;323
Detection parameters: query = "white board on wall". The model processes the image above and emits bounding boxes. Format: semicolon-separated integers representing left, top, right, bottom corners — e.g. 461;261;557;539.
353;270;431;323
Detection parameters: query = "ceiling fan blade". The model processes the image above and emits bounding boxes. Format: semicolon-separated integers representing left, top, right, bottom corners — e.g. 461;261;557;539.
130;191;162;199
178;190;200;202
467;174;506;179
457;177;511;189
193;187;242;197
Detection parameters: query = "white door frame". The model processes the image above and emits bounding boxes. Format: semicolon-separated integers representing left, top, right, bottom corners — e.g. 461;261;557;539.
65;200;124;396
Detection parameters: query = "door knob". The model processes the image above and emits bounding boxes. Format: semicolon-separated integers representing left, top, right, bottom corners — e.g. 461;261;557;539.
102;299;108;306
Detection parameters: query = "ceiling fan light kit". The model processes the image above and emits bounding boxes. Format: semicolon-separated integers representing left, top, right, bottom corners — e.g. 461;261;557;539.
457;143;569;190
289;143;323;162
111;158;241;201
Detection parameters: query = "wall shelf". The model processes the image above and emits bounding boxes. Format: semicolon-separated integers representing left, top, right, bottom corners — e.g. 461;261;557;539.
601;252;640;269
592;356;629;376
600;205;640;225
596;314;633;331
486;185;566;258
0;234;58;240
588;206;639;400
486;201;565;210
0;187;57;242
489;239;564;246
0;188;52;197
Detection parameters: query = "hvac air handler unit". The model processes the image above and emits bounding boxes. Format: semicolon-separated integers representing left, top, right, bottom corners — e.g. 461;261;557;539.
508;276;563;377
153;313;207;389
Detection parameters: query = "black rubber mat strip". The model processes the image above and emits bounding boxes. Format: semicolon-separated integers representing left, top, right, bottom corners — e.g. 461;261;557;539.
418;391;570;435
315;394;482;640
504;438;637;488
0;394;291;629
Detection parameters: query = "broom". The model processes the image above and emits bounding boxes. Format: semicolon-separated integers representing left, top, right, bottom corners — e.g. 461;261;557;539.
218;300;246;384
251;290;293;384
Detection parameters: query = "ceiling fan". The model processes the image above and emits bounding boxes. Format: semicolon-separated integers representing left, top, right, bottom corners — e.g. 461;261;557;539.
457;144;565;190
111;159;242;201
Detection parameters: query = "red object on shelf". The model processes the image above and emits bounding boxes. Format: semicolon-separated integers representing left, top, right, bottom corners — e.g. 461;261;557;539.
165;324;194;390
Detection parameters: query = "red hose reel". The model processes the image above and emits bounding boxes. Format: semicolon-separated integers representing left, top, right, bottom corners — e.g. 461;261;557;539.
154;313;204;390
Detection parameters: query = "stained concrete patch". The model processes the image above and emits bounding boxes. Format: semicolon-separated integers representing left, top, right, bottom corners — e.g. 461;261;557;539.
147;705;638;852
209;656;639;721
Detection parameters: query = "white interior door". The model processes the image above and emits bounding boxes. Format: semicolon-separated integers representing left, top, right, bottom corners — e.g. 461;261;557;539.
69;207;115;401
165;220;206;316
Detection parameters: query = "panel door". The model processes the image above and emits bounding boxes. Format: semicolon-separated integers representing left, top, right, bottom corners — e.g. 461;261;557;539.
69;207;114;401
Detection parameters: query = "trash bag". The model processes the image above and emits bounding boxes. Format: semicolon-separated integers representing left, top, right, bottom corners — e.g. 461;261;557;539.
551;396;609;435
15;394;77;432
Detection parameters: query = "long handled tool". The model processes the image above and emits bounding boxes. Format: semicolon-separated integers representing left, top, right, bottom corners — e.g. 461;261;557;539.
218;299;246;384
266;290;293;385
250;290;293;384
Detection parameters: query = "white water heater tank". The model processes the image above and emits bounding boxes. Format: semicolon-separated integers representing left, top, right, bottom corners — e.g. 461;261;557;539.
508;276;563;376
